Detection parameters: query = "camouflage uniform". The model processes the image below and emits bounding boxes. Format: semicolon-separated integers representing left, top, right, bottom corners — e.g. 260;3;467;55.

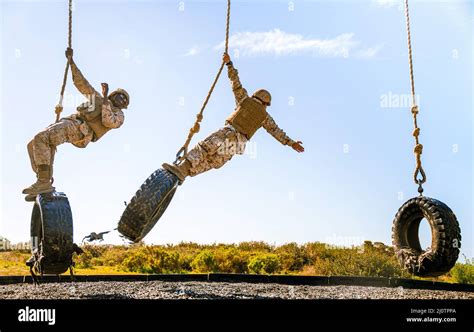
184;63;295;177
26;60;125;181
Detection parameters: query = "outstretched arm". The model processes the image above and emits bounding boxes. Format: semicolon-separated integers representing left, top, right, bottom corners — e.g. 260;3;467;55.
223;53;248;105
66;48;100;100
262;115;304;152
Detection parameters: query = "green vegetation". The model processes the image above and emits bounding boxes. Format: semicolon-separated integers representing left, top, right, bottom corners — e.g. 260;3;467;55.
450;258;474;284
0;241;472;284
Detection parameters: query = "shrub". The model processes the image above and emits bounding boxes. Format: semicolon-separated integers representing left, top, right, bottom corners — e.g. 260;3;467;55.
74;251;93;269
237;241;273;252
450;259;474;284
248;254;281;274
275;242;307;272
190;250;217;272
120;246;181;274
60;241;465;283
214;248;250;273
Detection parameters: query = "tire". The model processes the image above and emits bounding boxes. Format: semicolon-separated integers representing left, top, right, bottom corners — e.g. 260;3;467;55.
30;192;74;275
392;196;461;277
118;168;179;243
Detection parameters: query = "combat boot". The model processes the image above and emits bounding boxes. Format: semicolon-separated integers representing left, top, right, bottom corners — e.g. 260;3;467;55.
162;160;191;184
22;165;55;195
24;194;37;202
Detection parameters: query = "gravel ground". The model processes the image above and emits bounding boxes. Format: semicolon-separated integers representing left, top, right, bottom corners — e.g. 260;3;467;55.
0;281;472;299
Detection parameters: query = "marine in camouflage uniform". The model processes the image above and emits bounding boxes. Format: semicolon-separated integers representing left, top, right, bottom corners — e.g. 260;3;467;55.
23;48;130;200
163;53;304;182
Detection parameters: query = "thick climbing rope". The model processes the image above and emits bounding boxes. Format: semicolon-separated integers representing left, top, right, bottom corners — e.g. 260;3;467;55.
54;0;73;123
404;0;426;195
174;0;231;165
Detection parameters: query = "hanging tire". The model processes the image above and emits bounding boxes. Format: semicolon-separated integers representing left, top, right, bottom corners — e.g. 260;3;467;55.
392;196;461;277
118;168;179;243
30;192;74;275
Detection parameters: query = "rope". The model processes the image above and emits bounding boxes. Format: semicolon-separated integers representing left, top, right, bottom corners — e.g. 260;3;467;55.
404;0;426;194
55;0;73;123
174;0;231;164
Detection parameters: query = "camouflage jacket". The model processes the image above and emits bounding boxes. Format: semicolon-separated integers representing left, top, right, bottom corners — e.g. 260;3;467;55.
226;63;295;146
67;60;124;147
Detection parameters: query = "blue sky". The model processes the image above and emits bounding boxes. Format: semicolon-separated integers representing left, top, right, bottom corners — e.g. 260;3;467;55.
0;0;472;258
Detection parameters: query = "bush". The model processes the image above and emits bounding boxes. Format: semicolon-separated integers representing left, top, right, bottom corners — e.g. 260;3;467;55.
74;251;93;269
214;248;249;273
275;242;307;272
191;250;217;273
248;254;281;274
121;246;181;274
237;242;273;252
310;245;405;278
450;259;474;284
63;241;464;283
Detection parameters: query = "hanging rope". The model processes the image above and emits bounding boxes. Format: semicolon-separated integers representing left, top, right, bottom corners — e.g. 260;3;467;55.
174;0;231;165
54;0;73;122
404;0;426;195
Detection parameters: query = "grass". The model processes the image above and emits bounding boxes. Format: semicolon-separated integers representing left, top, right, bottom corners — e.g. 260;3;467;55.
0;251;135;276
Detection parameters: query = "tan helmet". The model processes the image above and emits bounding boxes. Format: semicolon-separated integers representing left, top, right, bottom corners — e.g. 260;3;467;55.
252;89;271;106
109;88;130;109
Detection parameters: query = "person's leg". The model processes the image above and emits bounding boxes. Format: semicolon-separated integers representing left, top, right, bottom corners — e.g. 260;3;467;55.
163;126;247;182
23;119;84;195
27;140;37;174
200;126;247;171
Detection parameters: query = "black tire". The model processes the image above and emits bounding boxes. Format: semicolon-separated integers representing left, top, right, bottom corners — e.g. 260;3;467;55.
30;192;74;275
118;168;179;243
392;196;461;277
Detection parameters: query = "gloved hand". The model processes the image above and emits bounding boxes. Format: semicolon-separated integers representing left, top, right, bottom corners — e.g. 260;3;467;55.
291;141;305;153
101;83;109;99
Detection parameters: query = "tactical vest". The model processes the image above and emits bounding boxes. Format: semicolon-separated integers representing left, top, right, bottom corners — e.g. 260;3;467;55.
76;97;113;142
226;97;268;139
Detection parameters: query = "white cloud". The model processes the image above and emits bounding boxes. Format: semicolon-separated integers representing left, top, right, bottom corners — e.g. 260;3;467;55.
355;44;384;59
214;29;382;59
183;46;200;57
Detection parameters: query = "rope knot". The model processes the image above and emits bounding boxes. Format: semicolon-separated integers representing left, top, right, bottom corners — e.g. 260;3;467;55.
191;123;200;133
414;143;423;155
54;105;63;115
196;114;203;122
411;105;419;115
412;127;420;137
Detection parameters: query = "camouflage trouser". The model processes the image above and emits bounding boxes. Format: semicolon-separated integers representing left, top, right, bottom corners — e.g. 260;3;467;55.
186;125;248;177
27;118;86;175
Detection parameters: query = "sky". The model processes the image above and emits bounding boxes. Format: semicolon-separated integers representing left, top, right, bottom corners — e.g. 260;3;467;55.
0;0;472;258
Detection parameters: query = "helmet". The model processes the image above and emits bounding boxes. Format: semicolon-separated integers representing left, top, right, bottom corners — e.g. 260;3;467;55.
109;88;130;109
252;89;271;106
